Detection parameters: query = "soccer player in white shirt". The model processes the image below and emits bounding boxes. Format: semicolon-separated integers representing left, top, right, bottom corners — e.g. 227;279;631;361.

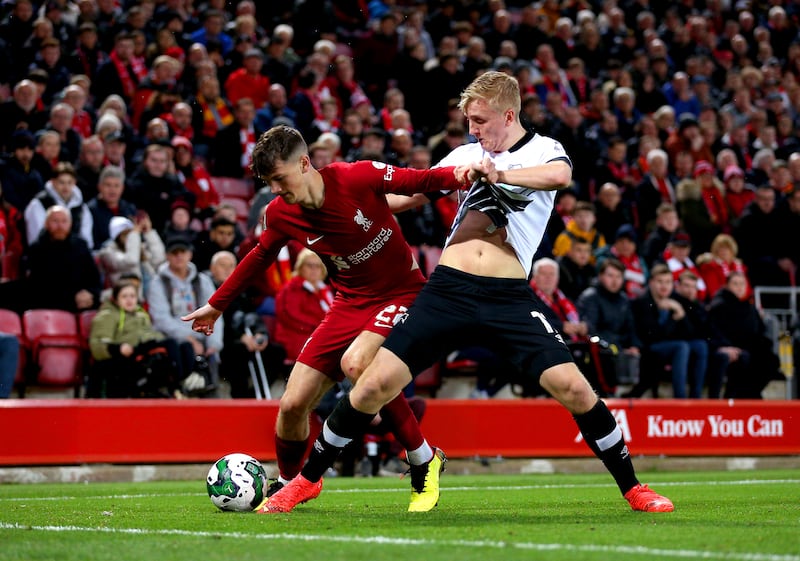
267;71;674;514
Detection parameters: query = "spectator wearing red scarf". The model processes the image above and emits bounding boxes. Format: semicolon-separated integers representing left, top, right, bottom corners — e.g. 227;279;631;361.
171;136;220;216
694;160;729;232
95;32;148;105
663;231;708;302
163;102;195;142
595;225;649;299
722;165;754;225
697;234;750;300
529;257;588;343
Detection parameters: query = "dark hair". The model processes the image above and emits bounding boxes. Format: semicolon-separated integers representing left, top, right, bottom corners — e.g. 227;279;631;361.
111;280;139;302
599;257;625;274
726;270;746;284
210;217;236;230
114;31;136;44
296;67;317;89
650;263;671;278
250;125;307;179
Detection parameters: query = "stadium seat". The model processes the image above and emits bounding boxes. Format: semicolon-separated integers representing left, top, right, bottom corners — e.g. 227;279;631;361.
413;363;442;397
78;309;97;351
0;308;27;393
22;309;84;395
212;177;254;201
219;197;250;222
78;309;98;372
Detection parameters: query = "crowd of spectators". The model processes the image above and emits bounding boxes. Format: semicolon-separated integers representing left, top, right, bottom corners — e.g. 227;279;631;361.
0;0;798;399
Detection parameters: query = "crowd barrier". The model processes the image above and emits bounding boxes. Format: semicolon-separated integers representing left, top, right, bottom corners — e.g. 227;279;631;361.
1;398;797;466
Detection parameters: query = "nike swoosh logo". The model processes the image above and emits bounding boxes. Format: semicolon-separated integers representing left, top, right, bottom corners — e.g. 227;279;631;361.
307;235;324;245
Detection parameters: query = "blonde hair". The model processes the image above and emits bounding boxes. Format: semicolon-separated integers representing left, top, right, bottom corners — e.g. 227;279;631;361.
710;233;738;256
458;70;521;116
293;248;328;280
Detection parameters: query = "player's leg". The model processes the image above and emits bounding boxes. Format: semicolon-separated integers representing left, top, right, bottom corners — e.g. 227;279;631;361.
264;280;460;514
342;331;434;471
540;361;673;512
272;362;335;492
348;348;446;512
500;283;673;513
265;347;430;514
269;293;367;494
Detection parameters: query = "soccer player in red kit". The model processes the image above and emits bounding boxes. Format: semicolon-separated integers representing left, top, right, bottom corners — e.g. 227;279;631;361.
268;72;673;515
183;125;474;512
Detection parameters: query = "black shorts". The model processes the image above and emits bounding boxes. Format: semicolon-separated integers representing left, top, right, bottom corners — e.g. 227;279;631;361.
383;265;574;381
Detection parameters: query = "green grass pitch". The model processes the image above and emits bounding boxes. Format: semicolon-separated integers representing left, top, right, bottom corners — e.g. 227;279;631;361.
1;469;798;561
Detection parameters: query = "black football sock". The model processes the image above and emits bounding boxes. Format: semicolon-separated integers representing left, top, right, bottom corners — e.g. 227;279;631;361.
301;395;376;482
573;400;639;494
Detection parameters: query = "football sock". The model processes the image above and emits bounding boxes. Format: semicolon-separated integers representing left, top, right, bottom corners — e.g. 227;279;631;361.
406;441;434;466
274;434;308;480
301;395;376;482
573;400;638;494
379;393;428;461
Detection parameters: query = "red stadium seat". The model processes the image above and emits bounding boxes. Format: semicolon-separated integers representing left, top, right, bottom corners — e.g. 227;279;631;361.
413;363;442;397
212;177;254;201
23;309;83;395
219;197;250;222
0;308;27;392
78;309;98;375
78;309;97;351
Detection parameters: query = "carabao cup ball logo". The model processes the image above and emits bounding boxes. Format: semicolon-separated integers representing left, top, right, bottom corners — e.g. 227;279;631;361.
206;453;267;512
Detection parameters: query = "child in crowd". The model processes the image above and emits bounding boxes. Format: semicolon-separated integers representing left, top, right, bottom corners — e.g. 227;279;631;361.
552;201;606;264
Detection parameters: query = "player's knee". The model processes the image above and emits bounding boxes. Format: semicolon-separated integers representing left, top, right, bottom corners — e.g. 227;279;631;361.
340;350;367;381
278;393;311;422
542;363;597;413
352;373;395;408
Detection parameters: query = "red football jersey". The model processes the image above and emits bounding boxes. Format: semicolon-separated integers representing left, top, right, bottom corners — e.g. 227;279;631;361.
210;161;463;310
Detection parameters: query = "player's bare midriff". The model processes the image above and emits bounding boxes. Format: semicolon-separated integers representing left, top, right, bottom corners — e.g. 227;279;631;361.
439;209;526;279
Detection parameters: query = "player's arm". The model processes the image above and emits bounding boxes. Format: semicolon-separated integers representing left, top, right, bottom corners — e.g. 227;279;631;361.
182;219;284;334
492;160;573;191
385;193;432;213
361;160;469;196
383;158;498;212
475;137;573;191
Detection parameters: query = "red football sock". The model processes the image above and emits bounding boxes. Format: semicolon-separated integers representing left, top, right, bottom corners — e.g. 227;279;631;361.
379;394;424;452
274;434;309;480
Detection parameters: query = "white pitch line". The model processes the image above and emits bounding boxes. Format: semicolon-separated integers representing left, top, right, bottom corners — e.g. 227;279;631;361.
1;479;797;502
0;521;797;561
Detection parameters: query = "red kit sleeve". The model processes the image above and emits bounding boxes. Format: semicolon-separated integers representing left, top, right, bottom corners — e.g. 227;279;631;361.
208;242;278;311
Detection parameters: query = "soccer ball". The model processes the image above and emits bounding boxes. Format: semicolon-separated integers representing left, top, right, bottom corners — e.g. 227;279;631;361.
206;453;268;512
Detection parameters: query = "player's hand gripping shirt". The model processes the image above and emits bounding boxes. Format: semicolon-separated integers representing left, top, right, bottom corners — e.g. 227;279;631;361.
436;131;572;278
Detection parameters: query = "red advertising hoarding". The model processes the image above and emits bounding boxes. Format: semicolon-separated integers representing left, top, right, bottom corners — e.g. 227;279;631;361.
0;399;797;466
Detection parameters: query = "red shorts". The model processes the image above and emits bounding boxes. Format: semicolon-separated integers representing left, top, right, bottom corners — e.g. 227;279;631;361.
295;287;420;380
